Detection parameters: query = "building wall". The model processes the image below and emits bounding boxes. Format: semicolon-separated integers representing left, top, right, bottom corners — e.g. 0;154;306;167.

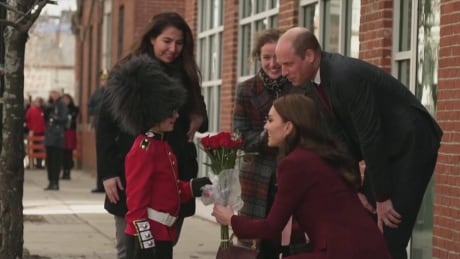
433;1;460;258
359;0;392;70
77;0;104;172
218;0;238;131
75;1;459;256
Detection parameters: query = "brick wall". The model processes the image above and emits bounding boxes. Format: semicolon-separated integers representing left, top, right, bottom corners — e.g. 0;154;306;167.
359;0;393;72
77;0;104;171
433;1;460;258
278;0;299;31
184;0;198;41
220;0;239;131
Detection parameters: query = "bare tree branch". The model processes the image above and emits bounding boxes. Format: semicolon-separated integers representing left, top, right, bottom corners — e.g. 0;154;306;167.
22;0;50;30
0;2;27;16
0;19;20;30
0;0;60;33
11;0;56;32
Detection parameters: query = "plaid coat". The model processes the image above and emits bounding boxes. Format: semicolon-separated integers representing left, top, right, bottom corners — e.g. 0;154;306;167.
233;74;297;218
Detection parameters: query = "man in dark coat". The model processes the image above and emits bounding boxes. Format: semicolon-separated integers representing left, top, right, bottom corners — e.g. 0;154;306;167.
275;27;442;259
88;70;108;193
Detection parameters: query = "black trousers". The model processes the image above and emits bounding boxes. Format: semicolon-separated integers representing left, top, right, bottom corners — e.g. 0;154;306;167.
45;146;63;183
62;149;74;170
126;235;172;259
362;114;440;259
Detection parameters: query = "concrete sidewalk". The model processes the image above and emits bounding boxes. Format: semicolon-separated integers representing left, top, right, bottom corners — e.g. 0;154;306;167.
23;169;220;259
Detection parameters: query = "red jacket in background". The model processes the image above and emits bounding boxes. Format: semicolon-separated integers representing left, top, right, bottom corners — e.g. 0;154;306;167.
25;106;45;134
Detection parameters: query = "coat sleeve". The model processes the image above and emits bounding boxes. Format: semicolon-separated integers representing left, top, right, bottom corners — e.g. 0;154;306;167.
232;81;270;154
177;180;193;203
231;152;315;239
336;68;391;201
124;136;154;235
197;94;209;133
96;95;124;180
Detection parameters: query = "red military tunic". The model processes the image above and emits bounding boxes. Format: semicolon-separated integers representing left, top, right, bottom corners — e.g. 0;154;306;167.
124;132;194;243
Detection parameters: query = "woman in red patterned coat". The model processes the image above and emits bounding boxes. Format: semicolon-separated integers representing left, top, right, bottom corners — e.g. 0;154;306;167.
107;54;211;259
213;94;391;258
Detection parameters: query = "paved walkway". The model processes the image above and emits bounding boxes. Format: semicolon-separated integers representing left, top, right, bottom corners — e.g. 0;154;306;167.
23;168;220;259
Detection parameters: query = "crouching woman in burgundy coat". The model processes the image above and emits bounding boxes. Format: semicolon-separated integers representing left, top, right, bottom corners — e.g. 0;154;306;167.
106;54;210;259
213;94;391;259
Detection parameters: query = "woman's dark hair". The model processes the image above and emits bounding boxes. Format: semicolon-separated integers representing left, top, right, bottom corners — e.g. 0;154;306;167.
251;28;283;62
122;12;203;115
62;94;75;106
273;94;360;190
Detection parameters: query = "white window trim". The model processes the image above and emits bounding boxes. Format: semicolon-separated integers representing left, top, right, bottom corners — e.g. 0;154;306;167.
197;0;223;133
237;0;279;80
392;0;418;94
101;0;112;70
299;0;360;57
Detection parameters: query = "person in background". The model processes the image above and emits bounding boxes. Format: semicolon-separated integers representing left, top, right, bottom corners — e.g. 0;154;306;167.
107;54;211;259
61;94;79;180
88;70;108;192
25;97;46;169
43;90;68;191
275;27;443;259
213;94;392;259
232;28;307;258
96;12;208;259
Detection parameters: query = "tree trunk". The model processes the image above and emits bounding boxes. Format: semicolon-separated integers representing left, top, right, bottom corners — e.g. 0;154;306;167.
0;0;51;257
0;24;27;258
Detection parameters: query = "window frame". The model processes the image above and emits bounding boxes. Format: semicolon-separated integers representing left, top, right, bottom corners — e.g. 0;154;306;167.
392;0;418;93
299;0;360;58
197;0;224;133
237;0;279;81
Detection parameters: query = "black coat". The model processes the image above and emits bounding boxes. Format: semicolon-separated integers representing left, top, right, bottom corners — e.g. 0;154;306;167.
308;52;443;199
44;99;68;148
96;90;208;217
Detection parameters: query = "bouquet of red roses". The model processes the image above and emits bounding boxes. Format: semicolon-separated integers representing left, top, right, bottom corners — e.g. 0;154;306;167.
200;132;243;175
200;132;244;249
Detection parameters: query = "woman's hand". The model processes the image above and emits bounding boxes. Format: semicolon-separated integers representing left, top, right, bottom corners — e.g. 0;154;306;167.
187;113;204;142
103;177;124;204
357;192;376;214
212;204;234;226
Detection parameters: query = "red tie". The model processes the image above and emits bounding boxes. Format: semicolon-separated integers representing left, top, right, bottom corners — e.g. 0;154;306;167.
313;82;334;115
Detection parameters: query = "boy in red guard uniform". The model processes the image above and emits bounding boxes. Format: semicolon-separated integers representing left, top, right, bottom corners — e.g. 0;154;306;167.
106;54;211;259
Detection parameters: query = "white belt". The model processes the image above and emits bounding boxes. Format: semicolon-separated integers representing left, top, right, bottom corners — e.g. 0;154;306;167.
147;207;177;227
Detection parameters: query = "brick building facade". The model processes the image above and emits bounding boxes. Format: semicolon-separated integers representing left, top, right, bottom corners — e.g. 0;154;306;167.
74;1;459;257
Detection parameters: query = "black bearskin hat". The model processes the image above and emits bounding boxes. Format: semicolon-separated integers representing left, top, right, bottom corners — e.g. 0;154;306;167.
106;54;187;135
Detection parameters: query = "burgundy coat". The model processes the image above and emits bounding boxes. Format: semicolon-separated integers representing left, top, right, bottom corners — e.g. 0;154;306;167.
231;148;391;259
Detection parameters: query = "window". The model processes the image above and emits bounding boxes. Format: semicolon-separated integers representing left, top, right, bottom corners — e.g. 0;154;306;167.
409;1;440;258
197;0;224;177
117;6;124;59
299;0;360;58
393;1;441;258
238;0;279;78
392;0;416;92
101;0;112;71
